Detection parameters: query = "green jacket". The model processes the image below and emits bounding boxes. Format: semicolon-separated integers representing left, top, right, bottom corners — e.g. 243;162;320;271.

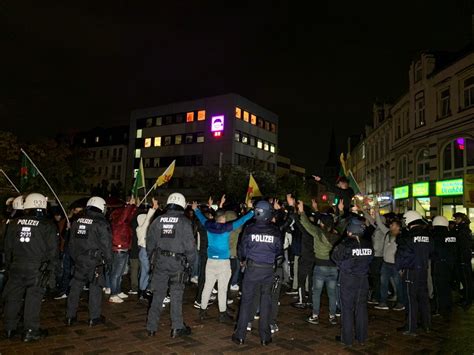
299;212;335;261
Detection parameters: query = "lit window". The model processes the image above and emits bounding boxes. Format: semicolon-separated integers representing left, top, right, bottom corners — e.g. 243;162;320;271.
242;134;248;144
243;111;249;122
198;110;206;121
135;149;141;158
235;107;242;119
95;136;100;143
154;137;161;147
250;114;257;125
164;136;172;146
186;112;194;122
136;129;143;138
197;133;205;143
175;135;182;144
156;117;162;126
264;142;269;151
257;139;263;149
234;132;240;142
270;144;276;153
144;138;151;148
185;134;194;144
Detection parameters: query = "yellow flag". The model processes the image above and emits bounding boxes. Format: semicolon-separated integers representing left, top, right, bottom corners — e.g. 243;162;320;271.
155;160;176;188
339;153;348;176
245;174;262;204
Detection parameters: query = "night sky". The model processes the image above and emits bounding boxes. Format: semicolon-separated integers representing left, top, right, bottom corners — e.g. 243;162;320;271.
1;1;472;172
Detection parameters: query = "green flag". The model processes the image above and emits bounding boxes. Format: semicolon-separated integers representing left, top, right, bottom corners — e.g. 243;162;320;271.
20;153;38;189
132;157;146;196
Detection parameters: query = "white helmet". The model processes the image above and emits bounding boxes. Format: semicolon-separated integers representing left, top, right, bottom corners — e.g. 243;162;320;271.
24;193;48;210
403;210;423;226
5;197;15;206
87;196;107;213
433;216;449;228
166;192;186;209
12;196;24;210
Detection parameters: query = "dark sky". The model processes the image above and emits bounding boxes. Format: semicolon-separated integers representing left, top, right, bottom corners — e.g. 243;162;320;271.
1;1;472;172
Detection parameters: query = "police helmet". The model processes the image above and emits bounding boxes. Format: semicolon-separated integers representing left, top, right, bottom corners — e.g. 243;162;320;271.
12;195;24;210
346;217;366;236
254;200;273;222
87;196;107;214
5;197;15;206
166;192;186;210
432;216;449;228
24;193;47;210
453;212;470;224
403;210;423;227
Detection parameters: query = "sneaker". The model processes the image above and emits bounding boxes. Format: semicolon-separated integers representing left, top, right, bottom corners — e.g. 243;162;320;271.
230;284;239;291
109;295;124;303
254;312;260;320
329;315;337;325
212;288;218;295
190;276;198;284
387;295;397;302
306;314;319;325
393;303;405;311
291;302;306;309
83;286;89;291
210;294;217;301
285;289;298;295
104;288;111;295
54;293;67;300
117;292;129;299
367;299;378;305
227;299;234;305
193;301;201;309
335;309;341;317
375;303;389;310
246;322;252;331
128;289;138;295
270;323;279;334
163;296;171;304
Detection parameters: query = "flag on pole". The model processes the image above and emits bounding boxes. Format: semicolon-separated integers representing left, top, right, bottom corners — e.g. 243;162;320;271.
339;153;361;194
245;174;262;204
20;153;38;189
155;160;176;188
132;157;146;196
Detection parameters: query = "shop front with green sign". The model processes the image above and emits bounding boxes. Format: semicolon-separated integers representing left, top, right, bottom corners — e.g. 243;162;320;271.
436;178;468;219
412;181;431;216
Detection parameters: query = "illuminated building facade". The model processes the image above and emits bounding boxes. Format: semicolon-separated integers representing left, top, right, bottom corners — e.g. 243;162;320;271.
127;93;278;199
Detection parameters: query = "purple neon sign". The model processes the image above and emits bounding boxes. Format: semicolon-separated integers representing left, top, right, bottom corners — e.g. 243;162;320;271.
211;115;224;132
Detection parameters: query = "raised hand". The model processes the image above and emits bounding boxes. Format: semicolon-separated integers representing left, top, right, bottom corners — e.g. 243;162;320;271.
191;201;198;210
219;194;226;208
152;197;159;209
312;175;321;182
297;200;305;213
338;199;344;212
311;198;318;211
208;196;213;207
273;199;281;210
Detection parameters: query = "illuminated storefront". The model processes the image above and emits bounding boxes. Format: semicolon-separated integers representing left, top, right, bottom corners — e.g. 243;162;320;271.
393;185;410;213
436;178;469;219
412;182;431;217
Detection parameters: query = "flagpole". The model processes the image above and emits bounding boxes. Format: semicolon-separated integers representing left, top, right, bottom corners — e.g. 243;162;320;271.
349;170;363;195
139;184;156;206
0;169;20;193
21;149;70;225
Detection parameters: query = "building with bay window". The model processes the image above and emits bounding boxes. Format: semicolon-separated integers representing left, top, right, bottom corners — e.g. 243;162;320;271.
127;93;278;200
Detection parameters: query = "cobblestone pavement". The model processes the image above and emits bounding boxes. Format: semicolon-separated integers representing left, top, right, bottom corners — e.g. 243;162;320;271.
1;284;473;354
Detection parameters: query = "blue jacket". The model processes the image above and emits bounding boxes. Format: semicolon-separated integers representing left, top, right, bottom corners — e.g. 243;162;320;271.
195;209;254;259
331;236;373;276
240;221;282;265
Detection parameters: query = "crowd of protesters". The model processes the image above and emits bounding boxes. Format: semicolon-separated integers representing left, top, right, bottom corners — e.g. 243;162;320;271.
0;175;473;346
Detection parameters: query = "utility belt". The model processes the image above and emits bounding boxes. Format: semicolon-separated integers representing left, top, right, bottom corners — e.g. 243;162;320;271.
159;249;186;259
247;260;274;269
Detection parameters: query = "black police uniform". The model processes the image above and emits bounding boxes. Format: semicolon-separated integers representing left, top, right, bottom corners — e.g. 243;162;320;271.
455;222;473;308
431;226;457;316
3;211;58;338
395;225;433;333
66;209;112;323
332;235;373;346
146;208;196;335
234;221;282;343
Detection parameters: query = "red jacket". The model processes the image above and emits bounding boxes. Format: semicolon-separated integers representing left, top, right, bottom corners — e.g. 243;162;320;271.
110;204;137;252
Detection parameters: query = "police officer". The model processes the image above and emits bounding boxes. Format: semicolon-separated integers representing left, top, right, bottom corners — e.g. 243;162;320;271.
453;212;473;310
396;211;433;336
66;196;112;326
232;200;282;346
3;193;58;342
431;216;457;318
146;192;196;338
331;217;373;347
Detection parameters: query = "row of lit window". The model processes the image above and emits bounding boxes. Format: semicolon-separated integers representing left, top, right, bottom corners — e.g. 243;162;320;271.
137;110;206;130
234;131;276;153
235;107;277;133
141;132;205;148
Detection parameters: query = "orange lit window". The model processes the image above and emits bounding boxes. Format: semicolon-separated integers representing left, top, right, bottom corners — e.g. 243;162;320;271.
250;114;257;125
186;112;194;122
144;138;151;148
243;111;249;122
197;110;206;121
235;107;242;119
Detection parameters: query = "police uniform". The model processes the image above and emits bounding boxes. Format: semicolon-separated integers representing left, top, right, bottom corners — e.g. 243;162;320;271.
3;207;57;339
396;225;433;334
331;230;373;346
455;221;473;308
431;226;456;316
66;208;112;324
233;217;282;344
146;206;196;336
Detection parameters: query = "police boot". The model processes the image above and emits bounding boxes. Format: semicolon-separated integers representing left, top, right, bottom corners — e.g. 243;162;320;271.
231;334;245;345
88;315;106;327
218;311;234;324
170;325;191;338
65;316;77;326
23;329;48;342
199;309;210;321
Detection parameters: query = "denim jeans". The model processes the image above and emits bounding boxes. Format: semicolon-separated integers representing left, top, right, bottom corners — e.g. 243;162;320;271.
58;250;73;294
380;262;404;304
110;251;129;295
138;247;150;291
312;265;338;316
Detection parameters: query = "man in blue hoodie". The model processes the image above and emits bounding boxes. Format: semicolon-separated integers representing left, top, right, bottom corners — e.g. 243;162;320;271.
192;196;254;323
